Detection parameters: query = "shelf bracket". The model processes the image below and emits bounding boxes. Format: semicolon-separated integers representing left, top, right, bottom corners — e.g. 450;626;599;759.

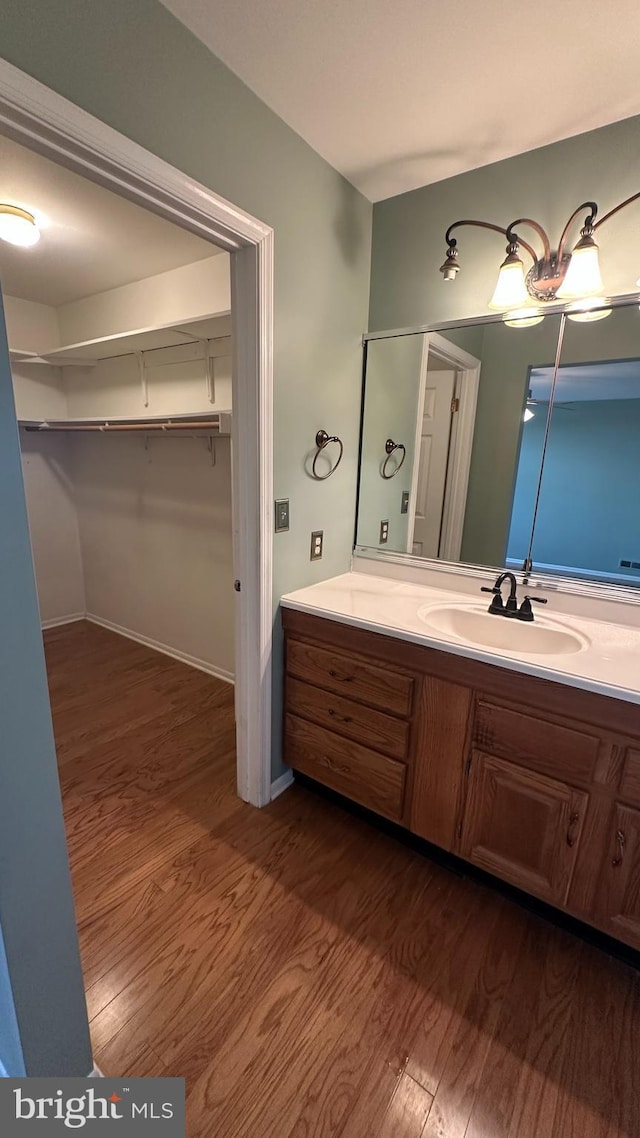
135;350;149;408
200;340;215;404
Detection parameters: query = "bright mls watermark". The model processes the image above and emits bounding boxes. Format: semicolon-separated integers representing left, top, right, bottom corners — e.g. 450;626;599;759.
0;1078;185;1135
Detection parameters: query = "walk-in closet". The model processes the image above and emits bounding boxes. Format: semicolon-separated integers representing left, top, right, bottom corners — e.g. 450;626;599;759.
0;135;239;951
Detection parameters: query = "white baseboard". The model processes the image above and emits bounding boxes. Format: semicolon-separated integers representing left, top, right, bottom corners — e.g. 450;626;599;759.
85;613;235;685
41;612;86;631
270;769;294;800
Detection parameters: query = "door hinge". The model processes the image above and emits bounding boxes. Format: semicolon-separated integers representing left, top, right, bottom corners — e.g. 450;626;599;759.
451;396;460;414
465;756;472;778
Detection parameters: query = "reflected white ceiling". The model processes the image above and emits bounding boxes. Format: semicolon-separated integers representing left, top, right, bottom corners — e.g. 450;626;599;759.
0;136;219;307
161;0;640;201
530;359;640;403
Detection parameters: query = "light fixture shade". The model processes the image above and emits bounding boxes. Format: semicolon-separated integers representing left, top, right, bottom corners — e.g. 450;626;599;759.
566;297;612;323
488;253;528;310
523;407;535;422
0;205;40;247
557;237;603;299
503;308;544;328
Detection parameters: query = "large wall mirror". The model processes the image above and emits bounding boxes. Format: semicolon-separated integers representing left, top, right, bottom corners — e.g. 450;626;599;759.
356;298;640;592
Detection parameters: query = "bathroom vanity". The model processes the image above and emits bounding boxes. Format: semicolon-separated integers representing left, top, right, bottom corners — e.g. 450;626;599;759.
281;572;640;952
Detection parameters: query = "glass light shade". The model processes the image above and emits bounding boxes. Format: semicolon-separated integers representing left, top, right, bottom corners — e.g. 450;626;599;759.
0;205;40;248
523;407;535;422
566;297;612;323
503;307;544;328
556;241;603;299
488;255;529;310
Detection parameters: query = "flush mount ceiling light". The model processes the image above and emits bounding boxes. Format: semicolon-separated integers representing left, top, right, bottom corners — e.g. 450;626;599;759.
0;204;40;247
439;193;640;321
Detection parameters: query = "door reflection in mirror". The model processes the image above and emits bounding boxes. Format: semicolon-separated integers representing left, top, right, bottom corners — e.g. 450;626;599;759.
357;314;562;572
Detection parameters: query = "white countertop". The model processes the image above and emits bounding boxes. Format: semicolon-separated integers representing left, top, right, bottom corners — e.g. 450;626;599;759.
281;572;640;706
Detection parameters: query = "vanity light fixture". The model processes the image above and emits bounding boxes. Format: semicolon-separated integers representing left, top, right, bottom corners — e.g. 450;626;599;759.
439;192;640;321
0;204;40;247
503;307;544;328
565;297;612;323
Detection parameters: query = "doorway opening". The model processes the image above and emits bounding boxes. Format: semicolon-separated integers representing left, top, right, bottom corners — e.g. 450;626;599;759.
0;59;274;807
407;332;481;561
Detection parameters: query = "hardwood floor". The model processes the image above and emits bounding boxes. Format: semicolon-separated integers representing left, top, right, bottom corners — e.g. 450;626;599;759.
45;620;640;1137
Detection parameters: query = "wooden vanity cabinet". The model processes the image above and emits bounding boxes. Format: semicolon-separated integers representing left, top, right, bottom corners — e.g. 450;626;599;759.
459;751;588;907
282;608;640;951
592;747;640;945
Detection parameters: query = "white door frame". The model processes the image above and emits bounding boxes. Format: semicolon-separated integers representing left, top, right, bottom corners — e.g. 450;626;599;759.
0;60;274;807
407;332;481;561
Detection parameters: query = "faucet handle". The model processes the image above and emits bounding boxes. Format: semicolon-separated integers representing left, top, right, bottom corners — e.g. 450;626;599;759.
518;594;548;622
481;585;504;614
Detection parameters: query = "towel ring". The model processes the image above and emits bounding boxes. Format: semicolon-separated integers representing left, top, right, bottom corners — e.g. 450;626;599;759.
382;438;406;479
312;429;344;480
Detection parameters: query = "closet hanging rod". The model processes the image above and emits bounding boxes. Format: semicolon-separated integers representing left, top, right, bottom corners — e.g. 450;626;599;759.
21;418;228;433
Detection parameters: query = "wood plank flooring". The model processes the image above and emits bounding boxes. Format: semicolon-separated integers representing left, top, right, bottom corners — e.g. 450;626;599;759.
45;620;640;1137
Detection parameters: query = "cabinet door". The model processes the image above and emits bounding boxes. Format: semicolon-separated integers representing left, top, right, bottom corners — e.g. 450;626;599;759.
596;803;640;949
460;751;588;906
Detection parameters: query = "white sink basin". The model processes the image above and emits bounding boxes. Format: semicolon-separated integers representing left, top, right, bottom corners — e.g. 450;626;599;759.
417;603;589;656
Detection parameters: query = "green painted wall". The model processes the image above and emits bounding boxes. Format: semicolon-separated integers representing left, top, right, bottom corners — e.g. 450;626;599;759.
0;0;373;783
0;0;372;1079
369;115;640;333
369;115;640;565
0;295;91;1076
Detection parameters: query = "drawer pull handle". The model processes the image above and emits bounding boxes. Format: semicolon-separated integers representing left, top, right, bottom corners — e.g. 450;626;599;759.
566;811;580;848
327;709;352;724
328;669;354;683
612;829;626;868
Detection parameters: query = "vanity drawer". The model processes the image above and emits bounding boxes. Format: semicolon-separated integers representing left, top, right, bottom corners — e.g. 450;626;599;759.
473;699;600;786
285;713;407;821
286;638;415;717
287;676;410;760
619;747;640;807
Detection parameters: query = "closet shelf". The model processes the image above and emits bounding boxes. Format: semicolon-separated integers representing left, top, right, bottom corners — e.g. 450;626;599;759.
24;313;232;368
19;412;232;434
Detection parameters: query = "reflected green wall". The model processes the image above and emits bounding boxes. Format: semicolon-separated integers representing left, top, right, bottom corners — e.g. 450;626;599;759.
460;316;562;566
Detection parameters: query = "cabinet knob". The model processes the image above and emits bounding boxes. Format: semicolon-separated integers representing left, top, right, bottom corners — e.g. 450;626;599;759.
327;709;352;724
328;669;353;683
612;829;626;868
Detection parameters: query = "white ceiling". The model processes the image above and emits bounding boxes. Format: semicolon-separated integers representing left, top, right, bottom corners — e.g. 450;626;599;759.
0;135;219;307
161;0;640;202
530;360;640;403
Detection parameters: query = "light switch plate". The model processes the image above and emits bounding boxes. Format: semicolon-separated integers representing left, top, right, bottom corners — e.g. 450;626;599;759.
275;498;290;532
379;519;389;543
310;530;323;560
401;490;410;515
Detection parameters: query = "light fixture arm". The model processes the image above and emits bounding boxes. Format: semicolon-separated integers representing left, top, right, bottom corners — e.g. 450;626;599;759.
443;219;537;264
556;201;598;261
593;190;640;230
505;218;552;264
